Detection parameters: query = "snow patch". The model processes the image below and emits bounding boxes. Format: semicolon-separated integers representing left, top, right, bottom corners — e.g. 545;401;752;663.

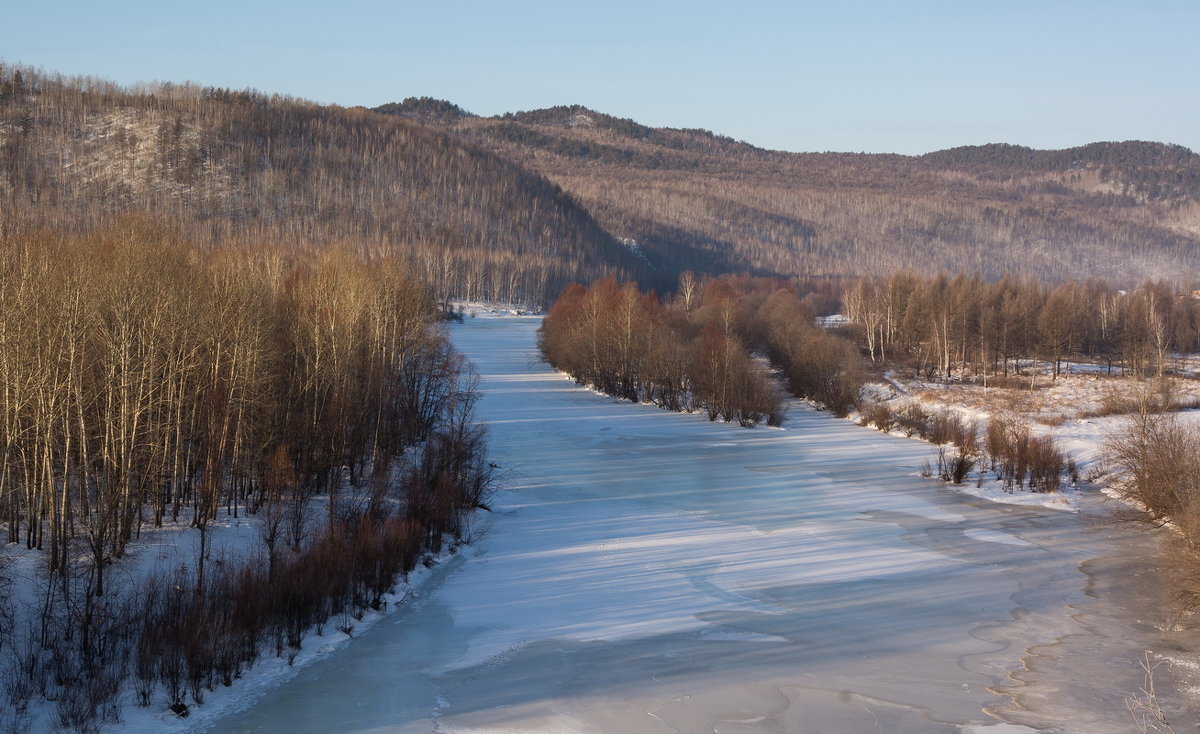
963;528;1033;547
959;724;1043;734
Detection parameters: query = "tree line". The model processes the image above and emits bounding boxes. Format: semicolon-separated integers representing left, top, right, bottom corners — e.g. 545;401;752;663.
843;271;1200;381
538;274;864;426
0;219;493;731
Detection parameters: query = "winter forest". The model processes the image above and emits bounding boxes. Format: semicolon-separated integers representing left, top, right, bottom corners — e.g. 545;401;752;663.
0;221;493;730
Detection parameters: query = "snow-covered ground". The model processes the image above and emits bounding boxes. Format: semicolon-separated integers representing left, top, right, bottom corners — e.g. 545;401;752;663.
2;475;462;734
879;365;1200;425
862;367;1200;511
209;317;1198;734
449;300;541;319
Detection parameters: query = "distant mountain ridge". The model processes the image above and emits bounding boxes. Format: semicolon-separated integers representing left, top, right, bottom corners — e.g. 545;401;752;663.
921;140;1198;171
371;96;473;123
919;141;1200;201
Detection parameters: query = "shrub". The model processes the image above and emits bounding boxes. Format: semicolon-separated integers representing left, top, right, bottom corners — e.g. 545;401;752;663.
1105;411;1200;541
986;417;1064;492
948;453;976;484
860;401;894;432
894;402;930;438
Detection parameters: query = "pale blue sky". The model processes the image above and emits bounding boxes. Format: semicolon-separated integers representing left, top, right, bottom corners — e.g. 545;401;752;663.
4;1;1197;154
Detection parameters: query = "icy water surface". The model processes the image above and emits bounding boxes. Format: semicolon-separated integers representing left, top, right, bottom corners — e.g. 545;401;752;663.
220;317;1197;733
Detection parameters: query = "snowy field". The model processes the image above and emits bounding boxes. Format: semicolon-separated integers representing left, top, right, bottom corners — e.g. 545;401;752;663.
863;367;1200;506
193;316;1200;733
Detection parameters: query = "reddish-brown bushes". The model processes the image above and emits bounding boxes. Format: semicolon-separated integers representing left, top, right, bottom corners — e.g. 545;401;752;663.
985;417;1065;492
893;402;931;437
859;398;1068;491
928;413;980;485
540;276;865;425
129;503;433;717
755;289;864;417
539;276;786;426
859;401;895;432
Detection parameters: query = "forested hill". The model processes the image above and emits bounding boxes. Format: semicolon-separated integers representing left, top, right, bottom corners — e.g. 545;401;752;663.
5;60;1200;303
0;67;650;304
380;99;1200;286
920;141;1200;199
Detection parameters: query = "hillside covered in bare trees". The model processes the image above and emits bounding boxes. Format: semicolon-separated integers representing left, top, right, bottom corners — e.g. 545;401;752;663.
6;63;1200;308
0;65;648;305
387;100;1200;286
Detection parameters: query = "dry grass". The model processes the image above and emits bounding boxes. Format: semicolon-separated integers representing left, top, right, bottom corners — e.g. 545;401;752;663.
1081;379;1200;419
900;372;1200;425
1127;650;1179;734
970;374;1049;391
1034;413;1068;427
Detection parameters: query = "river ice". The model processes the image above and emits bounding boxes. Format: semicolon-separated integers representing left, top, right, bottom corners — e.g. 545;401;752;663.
215;316;1197;733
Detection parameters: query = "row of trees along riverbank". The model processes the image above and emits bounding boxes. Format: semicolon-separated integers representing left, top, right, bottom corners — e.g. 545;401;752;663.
0;219;494;732
537;274;864;425
843;271;1200;380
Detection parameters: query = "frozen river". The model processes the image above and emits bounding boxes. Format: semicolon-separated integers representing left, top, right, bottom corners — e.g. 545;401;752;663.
221;316;1196;733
